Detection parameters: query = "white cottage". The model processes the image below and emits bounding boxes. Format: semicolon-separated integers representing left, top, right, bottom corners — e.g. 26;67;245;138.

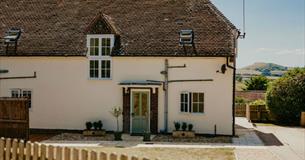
0;0;239;136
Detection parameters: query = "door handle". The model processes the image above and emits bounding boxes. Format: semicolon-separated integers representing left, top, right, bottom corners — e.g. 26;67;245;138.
131;113;135;117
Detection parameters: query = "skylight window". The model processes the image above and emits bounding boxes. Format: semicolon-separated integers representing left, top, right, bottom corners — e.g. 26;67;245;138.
179;29;194;45
4;28;21;43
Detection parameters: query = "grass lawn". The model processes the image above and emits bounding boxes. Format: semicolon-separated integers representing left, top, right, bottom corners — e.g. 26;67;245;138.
78;147;235;160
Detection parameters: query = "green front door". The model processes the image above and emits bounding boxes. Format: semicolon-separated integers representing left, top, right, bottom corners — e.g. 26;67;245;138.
131;91;150;134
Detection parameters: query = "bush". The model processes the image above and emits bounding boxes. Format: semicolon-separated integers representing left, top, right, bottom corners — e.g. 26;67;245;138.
97;120;103;130
235;96;249;105
181;122;187;131
188;124;193;131
93;122;99;130
250;99;266;106
85;122;92;130
244;75;269;90
266;68;305;125
174;122;181;131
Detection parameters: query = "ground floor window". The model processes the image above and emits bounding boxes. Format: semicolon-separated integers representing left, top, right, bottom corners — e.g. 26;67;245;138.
11;89;32;108
191;92;204;113
180;92;204;113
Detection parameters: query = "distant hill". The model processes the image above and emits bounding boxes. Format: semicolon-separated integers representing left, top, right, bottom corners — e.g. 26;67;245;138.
237;62;289;78
240;62;288;72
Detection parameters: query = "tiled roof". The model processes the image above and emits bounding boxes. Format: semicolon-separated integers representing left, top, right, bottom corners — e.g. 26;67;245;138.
0;0;238;57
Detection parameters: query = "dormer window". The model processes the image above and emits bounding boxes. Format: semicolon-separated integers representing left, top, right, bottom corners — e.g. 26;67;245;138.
179;29;194;45
87;34;114;79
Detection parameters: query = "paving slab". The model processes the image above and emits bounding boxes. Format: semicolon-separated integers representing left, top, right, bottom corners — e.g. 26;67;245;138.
235;148;280;160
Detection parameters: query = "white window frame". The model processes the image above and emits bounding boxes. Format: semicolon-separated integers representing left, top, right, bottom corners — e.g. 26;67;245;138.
180;91;204;114
180;92;189;113
191;92;204;113
87;34;114;80
10;88;33;109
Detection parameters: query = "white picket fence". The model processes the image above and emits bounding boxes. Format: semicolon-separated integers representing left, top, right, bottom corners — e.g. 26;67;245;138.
0;137;153;160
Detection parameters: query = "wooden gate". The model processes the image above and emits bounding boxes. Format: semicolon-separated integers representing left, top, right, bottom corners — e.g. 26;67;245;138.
0;98;29;140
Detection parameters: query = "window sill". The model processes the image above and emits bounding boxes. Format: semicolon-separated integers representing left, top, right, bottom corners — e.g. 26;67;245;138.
88;78;112;81
179;112;205;115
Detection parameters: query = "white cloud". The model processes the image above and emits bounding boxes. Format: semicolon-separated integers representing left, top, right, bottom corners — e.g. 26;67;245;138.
256;48;305;55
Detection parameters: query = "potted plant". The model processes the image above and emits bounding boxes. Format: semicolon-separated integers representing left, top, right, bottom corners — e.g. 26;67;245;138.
110;106;123;141
188;124;193;131
83;121;106;136
143;130;151;142
97;120;103;130
85;121;92;130
174;122;181;131
181;122;187;131
173;122;195;138
93;121;99;130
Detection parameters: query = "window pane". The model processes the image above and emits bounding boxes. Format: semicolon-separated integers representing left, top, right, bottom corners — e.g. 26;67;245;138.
90;38;99;56
193;93;198;102
22;90;32;108
90;60;99;78
199;103;204;113
105;47;110;55
199;93;204;102
106;61;111;68
101;61;106;68
102;38;106;46
106;69;110;78
193;103;198;112
101;60;111;78
106;38;110;46
11;90;19;98
180;103;184;112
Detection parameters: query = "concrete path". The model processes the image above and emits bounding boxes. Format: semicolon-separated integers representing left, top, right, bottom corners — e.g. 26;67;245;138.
255;125;305;160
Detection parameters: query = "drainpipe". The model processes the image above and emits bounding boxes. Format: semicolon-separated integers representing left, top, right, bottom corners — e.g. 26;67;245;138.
163;59;169;133
227;56;236;137
228;27;240;137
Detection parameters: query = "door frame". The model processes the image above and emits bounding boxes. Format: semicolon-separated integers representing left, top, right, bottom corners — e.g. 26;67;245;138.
130;89;151;134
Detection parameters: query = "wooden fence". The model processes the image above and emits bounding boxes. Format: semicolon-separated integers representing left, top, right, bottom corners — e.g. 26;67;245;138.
0;137;154;160
0;98;29;140
235;104;246;117
247;105;273;122
235;104;274;122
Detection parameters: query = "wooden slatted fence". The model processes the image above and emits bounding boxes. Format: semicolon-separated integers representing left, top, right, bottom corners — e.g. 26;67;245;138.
235;104;247;117
0;137;154;160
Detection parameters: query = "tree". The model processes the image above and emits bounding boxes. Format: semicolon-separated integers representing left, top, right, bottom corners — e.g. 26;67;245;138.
266;68;305;125
244;75;269;90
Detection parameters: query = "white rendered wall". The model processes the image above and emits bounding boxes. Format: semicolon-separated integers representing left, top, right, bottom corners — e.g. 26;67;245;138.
0;56;233;135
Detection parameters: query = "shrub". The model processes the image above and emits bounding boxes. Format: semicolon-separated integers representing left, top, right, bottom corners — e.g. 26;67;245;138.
181;122;187;131
266;68;305;125
97;120;103;130
93;122;99;130
188;124;193;131
235;96;249;105
174;122;181;131
85;122;92;130
250;99;266;106
244;75;269;90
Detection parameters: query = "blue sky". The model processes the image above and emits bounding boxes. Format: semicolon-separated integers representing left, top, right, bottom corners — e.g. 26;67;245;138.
212;0;305;68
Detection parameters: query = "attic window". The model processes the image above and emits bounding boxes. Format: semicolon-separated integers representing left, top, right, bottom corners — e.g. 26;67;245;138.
4;28;21;43
179;30;193;45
